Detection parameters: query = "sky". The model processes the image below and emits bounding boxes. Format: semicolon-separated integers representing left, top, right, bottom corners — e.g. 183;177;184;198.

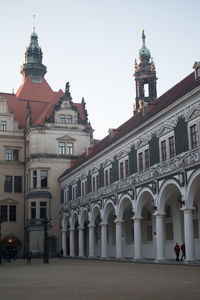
0;0;200;140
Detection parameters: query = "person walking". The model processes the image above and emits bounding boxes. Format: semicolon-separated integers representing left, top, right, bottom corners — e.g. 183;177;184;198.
180;243;186;261
27;250;32;264
174;243;180;261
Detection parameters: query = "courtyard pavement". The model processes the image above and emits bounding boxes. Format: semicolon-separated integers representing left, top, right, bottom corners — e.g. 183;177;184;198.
0;258;200;300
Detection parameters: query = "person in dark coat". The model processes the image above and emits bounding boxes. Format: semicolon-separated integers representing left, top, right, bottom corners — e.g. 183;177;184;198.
174;243;180;261
180;243;186;261
27;251;32;264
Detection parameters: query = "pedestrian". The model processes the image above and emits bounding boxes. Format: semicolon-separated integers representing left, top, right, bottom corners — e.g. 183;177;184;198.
174;242;180;261
27;250;32;264
180;243;186;261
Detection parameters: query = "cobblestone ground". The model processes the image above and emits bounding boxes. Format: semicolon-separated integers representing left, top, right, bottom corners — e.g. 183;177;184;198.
0;258;200;300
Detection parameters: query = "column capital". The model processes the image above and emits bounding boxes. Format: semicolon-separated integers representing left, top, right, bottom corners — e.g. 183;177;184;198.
154;213;166;218
114;219;124;224
132;217;142;221
100;222;108;226
69;228;75;232
88;225;95;228
182;208;193;213
78;226;84;230
61;229;67;233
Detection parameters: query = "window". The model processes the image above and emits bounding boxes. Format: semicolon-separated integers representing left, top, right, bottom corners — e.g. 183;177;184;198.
33;170;37;188
160;134;175;162
9;205;16;221
92;174;99;191
67;143;73;155
104;166;113;186
1;121;7;131
139;152;143;172
190;124;197;149
0;205;8;221
0;205;16;222
5;149;12;161
40;201;47;219
66;115;72;124
120;162;124;179
60;114;65;123
59;142;65;154
41;170;48;188
169;136;175;158
5;149;19;161
81;180;87;196
161;140;167;162
144;149;150;169
31;202;36;219
4;176;12;192
72;185;77;200
125;159;129;177
14;176;22;193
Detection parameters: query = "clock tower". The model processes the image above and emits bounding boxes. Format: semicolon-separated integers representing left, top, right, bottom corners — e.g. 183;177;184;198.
134;30;157;113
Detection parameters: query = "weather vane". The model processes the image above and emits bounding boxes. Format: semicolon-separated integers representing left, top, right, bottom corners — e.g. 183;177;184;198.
33;14;36;32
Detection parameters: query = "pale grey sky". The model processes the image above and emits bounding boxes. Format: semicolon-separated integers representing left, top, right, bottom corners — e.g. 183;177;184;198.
0;0;199;139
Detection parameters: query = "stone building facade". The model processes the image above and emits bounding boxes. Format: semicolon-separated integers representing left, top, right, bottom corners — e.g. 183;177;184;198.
0;30;93;257
60;32;200;262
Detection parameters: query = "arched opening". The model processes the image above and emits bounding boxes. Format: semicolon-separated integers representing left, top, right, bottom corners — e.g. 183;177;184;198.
103;202;115;257
91;206;101;257
187;171;200;259
1;236;22;260
118;197;134;258
160;182;182;259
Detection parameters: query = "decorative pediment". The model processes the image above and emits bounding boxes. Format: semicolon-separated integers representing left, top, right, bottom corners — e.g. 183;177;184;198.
0;96;8;103
186;105;200;121
157;124;174;137
117;150;128;160
57;135;76;142
0;197;20;205
102;159;112;168
80;173;87;180
135;138;149;150
91;167;99;174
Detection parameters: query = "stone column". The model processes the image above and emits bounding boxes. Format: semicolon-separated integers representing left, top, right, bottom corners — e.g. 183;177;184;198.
69;228;75;257
133;217;142;260
101;223;107;258
78;227;84;257
89;225;95;258
115;221;123;258
155;214;165;261
61;229;67;256
184;209;195;261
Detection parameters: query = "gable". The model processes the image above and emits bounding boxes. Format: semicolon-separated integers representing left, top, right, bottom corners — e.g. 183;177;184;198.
57;135;76;142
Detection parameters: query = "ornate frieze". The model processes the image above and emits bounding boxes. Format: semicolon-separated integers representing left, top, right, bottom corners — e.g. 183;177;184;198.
63;147;200;212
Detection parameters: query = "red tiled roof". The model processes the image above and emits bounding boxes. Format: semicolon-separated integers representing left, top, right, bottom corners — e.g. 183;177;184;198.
59;71;200;179
0;76;89;130
16;76;53;101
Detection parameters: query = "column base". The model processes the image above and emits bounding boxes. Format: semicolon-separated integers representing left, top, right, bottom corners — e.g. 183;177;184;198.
154;258;166;263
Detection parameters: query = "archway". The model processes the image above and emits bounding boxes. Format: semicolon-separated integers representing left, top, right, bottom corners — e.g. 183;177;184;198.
135;188;155;259
103;201;116;257
90;205;101;257
118;196;134;258
159;180;182;259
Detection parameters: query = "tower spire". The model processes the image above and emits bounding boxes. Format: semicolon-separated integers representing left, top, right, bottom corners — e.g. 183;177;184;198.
33;14;36;32
134;30;157;114
20;28;47;83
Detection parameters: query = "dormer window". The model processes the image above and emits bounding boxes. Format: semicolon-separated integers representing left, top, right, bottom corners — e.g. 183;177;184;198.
66;115;72;124
1;121;7;131
193;61;200;79
60;114;65;123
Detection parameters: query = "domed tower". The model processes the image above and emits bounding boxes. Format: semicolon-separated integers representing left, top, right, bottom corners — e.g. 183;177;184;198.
134;30;157;113
20;30;47;83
